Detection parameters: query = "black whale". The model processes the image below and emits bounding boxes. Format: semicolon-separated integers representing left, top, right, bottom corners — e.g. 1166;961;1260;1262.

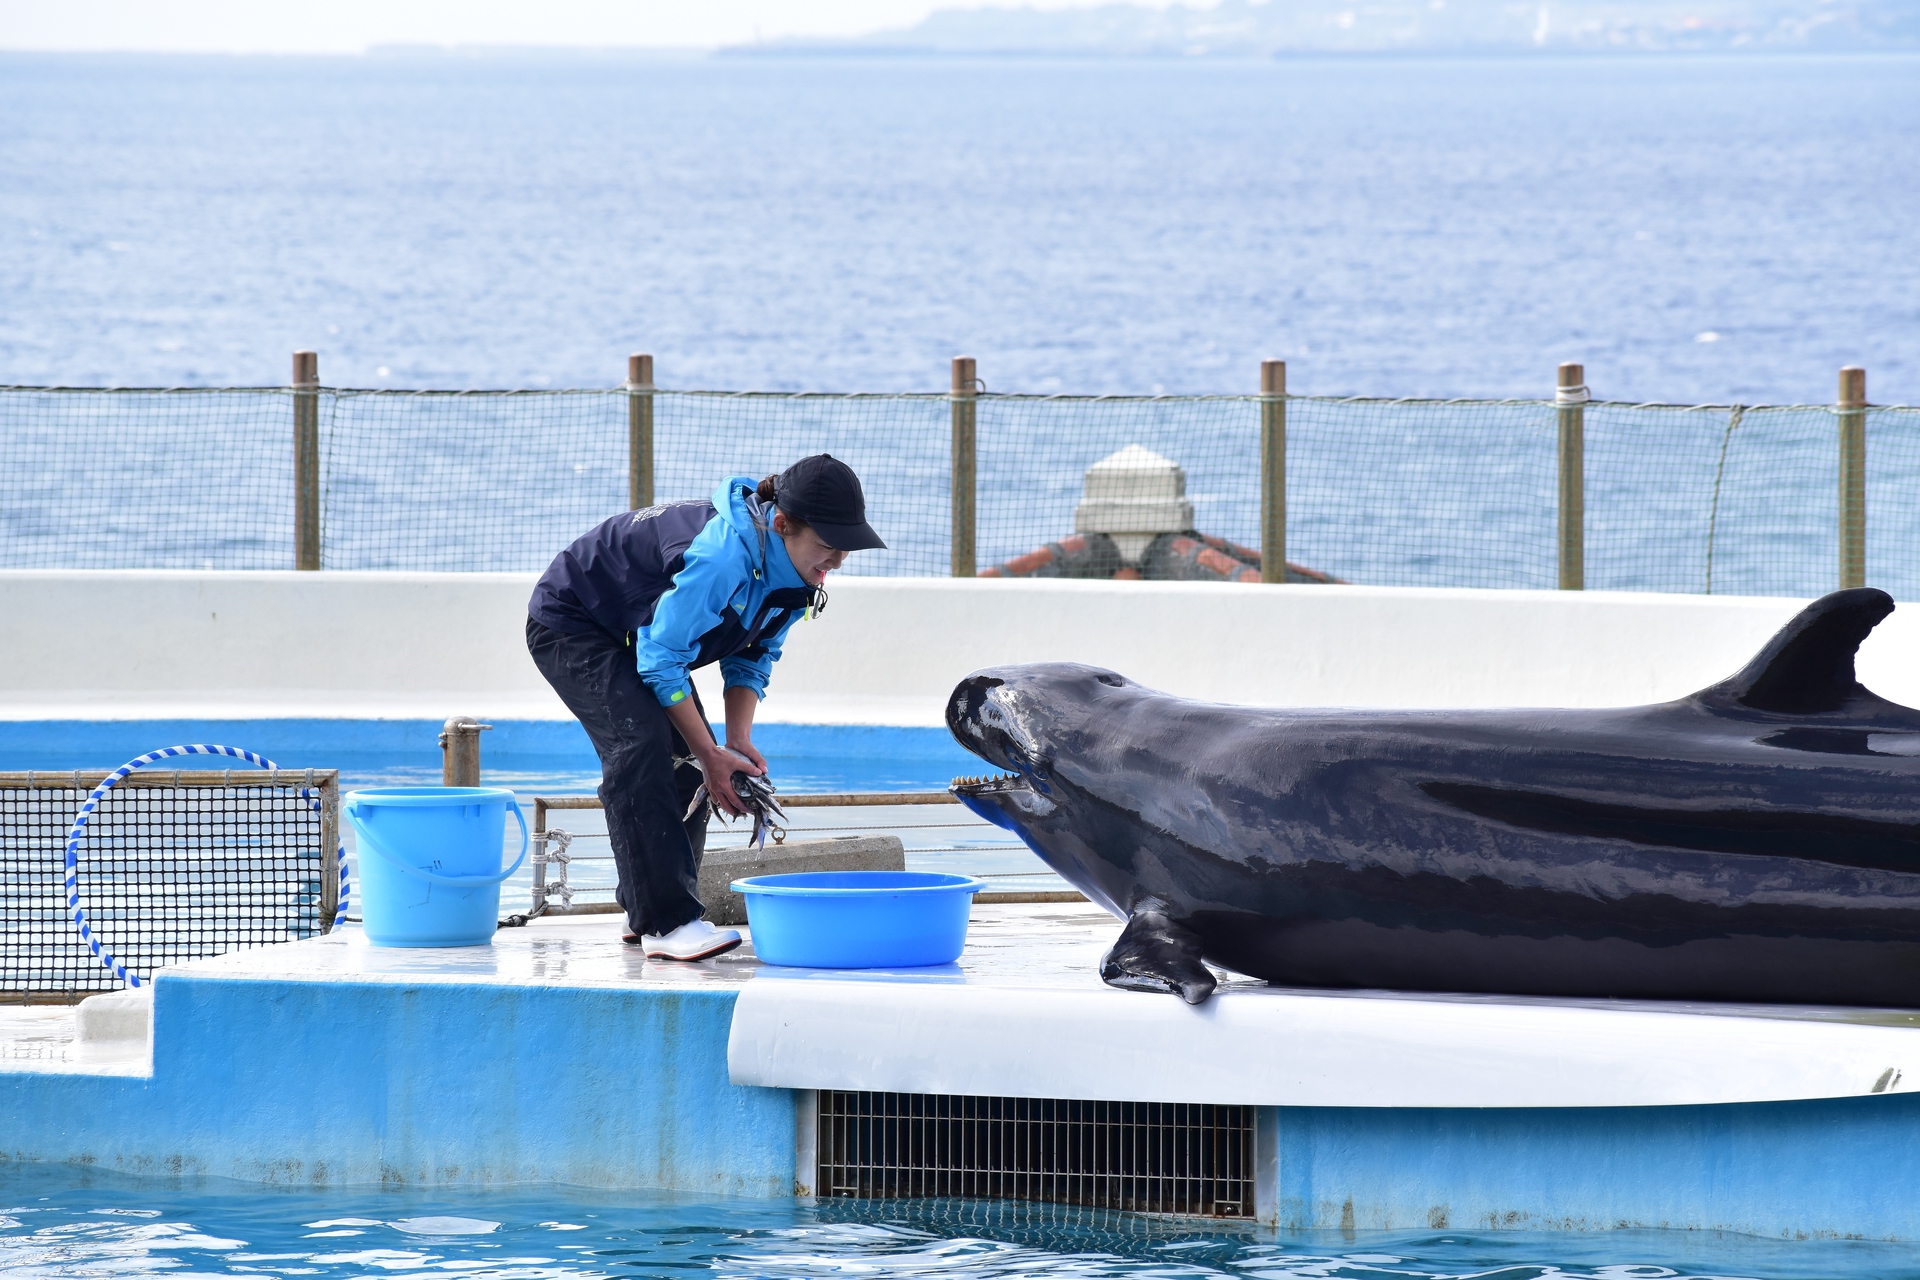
948;588;1920;1006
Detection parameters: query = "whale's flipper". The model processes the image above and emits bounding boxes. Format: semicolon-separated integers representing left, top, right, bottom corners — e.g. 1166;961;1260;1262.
1698;587;1895;715
1099;901;1216;1004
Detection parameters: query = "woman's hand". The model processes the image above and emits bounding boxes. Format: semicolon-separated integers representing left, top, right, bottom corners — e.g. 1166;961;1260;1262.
728;737;768;775
664;694;762;818
696;742;760;818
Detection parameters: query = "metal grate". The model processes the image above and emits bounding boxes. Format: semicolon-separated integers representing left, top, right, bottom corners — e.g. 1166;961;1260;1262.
1;771;340;1002
817;1091;1254;1219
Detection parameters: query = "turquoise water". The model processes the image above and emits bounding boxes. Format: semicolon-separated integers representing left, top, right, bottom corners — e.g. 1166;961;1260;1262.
0;720;976;793
0;718;1043;919
4;1166;1918;1280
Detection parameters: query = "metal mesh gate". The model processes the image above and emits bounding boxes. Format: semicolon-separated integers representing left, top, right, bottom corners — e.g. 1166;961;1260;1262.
816;1091;1254;1218
1;770;340;1002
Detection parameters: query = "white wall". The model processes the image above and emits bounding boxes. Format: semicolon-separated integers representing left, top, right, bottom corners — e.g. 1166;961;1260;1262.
0;571;555;720
3;570;1910;725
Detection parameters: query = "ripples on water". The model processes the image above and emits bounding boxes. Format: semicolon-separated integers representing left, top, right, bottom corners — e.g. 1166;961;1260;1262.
4;1168;1918;1280
2;53;1917;401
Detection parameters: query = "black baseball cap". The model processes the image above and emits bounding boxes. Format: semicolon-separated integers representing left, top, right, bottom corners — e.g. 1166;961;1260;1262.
774;454;886;552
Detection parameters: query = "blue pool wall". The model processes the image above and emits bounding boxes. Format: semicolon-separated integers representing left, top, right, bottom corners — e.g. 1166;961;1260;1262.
12;961;1920;1236
3;973;797;1195
1270;1095;1920;1237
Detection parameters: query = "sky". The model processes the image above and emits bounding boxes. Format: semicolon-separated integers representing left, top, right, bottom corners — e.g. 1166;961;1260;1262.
0;0;1168;54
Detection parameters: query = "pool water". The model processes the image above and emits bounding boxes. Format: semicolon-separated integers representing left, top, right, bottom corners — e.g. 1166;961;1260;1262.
0;717;1061;910
0;720;980;796
300;728;1059;908
4;1166;1918;1280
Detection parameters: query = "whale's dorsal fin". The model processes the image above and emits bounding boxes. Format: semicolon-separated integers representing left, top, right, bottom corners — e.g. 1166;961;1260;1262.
1699;588;1894;714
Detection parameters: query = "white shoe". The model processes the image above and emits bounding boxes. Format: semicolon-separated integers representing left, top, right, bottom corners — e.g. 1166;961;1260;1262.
642;918;742;961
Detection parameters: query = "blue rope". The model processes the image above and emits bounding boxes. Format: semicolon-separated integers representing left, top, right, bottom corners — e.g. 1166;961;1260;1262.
64;744;353;988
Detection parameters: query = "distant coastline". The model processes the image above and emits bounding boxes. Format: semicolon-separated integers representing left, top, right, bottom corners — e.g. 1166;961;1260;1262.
12;0;1915;62
714;43;1920;59
7;44;1912;61
725;0;1920;57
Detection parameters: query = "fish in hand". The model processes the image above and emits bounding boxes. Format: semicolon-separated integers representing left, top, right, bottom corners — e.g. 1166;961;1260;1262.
685;764;788;849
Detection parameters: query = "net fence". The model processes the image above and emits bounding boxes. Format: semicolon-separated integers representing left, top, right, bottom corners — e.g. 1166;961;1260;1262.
0;771;340;1001
4;385;1917;598
0;388;299;570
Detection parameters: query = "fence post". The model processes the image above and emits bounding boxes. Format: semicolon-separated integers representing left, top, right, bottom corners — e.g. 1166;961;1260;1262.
1839;365;1868;590
627;353;654;511
293;350;320;571
951;356;977;578
1260;360;1287;584
1556;361;1587;591
439;716;490;787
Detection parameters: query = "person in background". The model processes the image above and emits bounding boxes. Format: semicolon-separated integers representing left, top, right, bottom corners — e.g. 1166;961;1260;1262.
525;455;885;960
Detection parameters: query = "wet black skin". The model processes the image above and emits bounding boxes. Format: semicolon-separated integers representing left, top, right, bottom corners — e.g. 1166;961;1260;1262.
947;589;1920;1007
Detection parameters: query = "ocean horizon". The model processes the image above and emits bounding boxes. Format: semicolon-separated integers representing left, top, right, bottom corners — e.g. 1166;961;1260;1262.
2;49;1915;403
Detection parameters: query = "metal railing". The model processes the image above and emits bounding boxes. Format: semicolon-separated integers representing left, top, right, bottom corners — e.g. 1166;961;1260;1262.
4;354;1913;597
524;791;1082;920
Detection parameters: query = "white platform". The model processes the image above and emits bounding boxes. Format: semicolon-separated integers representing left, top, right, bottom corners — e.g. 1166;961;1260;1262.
724;903;1920;1110
0;1003;149;1076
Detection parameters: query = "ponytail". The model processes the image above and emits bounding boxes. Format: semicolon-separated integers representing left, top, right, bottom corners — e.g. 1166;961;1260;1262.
758;474;810;535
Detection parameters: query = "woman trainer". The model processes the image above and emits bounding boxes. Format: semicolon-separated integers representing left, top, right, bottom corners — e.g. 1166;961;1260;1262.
526;455;884;960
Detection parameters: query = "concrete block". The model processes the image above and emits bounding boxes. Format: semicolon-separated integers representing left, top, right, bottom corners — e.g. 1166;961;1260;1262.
699;834;905;926
75;987;151;1044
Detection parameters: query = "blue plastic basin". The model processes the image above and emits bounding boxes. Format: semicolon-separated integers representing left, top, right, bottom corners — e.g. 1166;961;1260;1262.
731;871;986;968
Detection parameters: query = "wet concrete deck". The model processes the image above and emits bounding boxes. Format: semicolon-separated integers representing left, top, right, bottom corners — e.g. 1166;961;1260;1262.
0;902;1122;1077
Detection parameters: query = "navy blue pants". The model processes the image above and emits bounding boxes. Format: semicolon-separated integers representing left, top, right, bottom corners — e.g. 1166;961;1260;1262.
526;617;708;937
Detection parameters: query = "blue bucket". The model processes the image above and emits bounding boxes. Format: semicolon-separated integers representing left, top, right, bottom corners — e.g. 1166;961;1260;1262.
345;787;529;948
731;871;986;968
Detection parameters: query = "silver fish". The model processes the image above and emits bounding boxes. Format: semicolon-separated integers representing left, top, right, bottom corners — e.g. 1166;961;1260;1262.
684;763;789;849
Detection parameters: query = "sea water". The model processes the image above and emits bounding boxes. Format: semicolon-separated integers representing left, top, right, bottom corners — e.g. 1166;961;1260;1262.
0;51;1915;404
4;1164;1919;1280
4;52;1919;592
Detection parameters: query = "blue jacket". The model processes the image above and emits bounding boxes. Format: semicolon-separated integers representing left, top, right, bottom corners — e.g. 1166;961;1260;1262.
527;477;815;707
